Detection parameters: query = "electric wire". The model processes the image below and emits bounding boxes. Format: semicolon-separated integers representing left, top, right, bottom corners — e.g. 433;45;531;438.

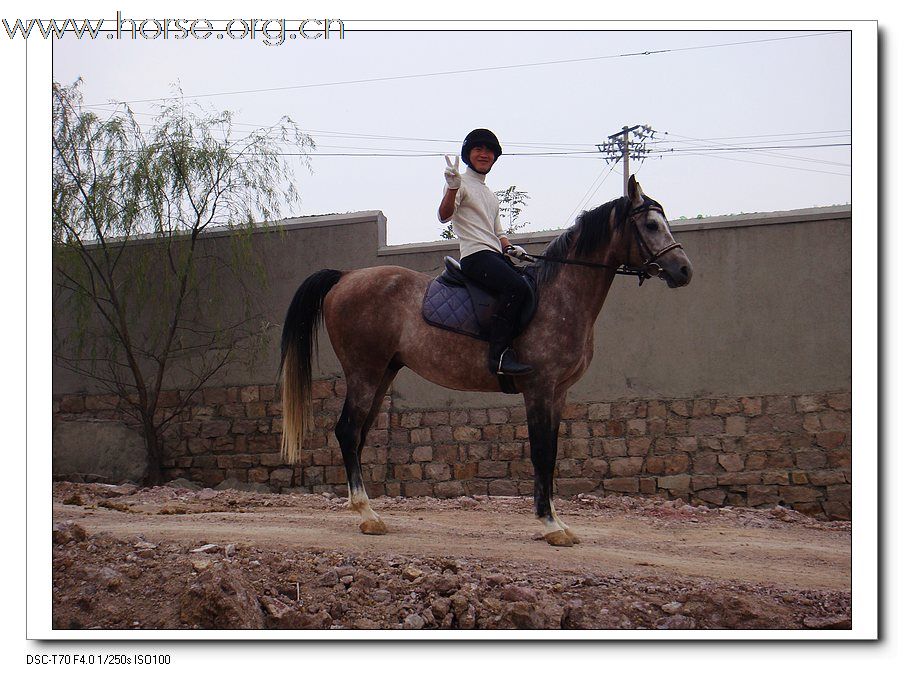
230;142;852;157
657;151;850;177
84;31;847;106
73;107;852;175
82;104;852;159
560;161;619;230
653;131;851;167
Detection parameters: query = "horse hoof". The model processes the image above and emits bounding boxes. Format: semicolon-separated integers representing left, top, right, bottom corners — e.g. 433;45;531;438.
544;530;574;547
563;528;581;544
359;519;387;535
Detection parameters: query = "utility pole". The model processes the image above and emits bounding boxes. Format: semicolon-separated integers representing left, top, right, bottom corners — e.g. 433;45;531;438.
596;124;656;195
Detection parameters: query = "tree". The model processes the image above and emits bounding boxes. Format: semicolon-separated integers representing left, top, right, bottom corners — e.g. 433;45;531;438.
52;80;313;485
440;184;530;239
496;185;531;234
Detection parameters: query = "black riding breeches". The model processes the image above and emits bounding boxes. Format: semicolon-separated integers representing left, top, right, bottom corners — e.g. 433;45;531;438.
460;249;530;321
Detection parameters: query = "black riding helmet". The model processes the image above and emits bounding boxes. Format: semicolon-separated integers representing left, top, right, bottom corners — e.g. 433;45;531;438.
461;128;502;170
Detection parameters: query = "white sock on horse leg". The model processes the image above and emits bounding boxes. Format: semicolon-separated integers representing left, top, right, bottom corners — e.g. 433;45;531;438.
348;484;380;523
538;513;564;537
550;501;571;532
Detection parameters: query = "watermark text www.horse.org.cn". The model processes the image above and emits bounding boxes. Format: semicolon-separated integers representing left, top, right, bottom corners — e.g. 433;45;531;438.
3;12;345;45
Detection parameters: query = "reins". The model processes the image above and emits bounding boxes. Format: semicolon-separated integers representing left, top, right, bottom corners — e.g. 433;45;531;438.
512;202;684;286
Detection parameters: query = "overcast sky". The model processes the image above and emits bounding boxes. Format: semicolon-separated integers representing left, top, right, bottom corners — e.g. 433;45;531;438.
53;27;852;245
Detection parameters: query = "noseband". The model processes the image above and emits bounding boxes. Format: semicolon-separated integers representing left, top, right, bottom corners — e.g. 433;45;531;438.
514;201;685;286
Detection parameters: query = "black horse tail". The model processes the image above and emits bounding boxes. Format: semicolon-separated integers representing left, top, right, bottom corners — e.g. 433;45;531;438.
279;269;343;465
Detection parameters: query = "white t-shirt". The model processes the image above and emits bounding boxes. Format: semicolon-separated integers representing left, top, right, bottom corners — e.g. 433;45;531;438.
439;167;504;259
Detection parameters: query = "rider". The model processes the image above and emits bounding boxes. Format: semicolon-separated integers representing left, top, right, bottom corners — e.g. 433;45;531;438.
438;128;533;376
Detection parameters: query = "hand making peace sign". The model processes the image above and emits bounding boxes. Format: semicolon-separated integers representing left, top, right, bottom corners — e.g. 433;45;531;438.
444;154;461;190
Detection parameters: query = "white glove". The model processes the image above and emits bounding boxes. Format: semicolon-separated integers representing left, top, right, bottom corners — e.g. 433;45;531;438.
444;155;461;189
505;244;528;261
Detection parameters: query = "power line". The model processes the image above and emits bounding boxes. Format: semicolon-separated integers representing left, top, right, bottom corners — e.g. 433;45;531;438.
74;142;852;158
83;104;603;151
652;130;851;167
279;142;852;156
72;106;855;165
652;129;850;142
657;151;850;177
667;148;850;169
655;143;850;153
82;105;853;156
84;31;847;106
648;134;851;148
668;151;850;168
224;143;851;157
561;161;619;230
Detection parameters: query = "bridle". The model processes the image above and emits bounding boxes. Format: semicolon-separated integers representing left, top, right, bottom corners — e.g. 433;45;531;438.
624;203;684;285
513;200;685;286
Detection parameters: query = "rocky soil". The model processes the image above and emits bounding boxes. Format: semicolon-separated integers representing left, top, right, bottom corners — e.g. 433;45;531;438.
51;482;852;631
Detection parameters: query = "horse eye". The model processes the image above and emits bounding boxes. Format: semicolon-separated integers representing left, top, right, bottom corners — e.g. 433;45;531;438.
645;222;658;231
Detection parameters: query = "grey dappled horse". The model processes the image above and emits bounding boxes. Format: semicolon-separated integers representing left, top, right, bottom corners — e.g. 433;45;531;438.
279;176;692;546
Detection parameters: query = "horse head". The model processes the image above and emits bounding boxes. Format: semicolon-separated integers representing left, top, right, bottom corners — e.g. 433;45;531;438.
621;175;693;288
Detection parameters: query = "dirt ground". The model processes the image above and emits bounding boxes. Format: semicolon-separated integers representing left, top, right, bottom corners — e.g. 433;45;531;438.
51;481;852;631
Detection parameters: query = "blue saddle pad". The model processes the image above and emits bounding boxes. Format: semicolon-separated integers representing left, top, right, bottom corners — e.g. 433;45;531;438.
422;278;485;339
421;257;537;341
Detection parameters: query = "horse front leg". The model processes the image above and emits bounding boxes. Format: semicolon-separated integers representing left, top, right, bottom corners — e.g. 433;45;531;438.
525;393;579;547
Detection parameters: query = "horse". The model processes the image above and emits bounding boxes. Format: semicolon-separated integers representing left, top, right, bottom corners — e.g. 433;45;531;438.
278;175;693;547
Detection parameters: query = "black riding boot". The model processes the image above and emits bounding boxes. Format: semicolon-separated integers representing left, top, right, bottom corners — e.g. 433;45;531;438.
488;313;533;376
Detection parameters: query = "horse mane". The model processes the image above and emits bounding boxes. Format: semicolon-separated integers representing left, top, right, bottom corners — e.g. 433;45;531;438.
527;196;630;286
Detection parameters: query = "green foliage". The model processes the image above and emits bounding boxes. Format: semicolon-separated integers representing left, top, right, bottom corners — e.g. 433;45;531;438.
52;79;313;483
439;185;531;240
496;185;531;234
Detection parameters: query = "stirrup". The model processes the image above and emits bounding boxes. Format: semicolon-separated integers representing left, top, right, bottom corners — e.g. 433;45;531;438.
495;348;533;376
496;348;510;374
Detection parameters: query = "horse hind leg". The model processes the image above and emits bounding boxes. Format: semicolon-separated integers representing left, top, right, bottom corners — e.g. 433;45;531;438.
335;364;399;535
336;400;385;535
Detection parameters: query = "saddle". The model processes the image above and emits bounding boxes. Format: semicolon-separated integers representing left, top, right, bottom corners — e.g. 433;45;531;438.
422;257;539;395
422;256;539;341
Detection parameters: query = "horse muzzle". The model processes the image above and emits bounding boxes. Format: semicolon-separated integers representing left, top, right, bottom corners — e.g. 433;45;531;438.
658;254;693;288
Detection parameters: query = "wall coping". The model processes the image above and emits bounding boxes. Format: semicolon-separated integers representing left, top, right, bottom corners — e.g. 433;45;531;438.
71;210;388;248
70;205;849;254
173;209;391;242
377;204;852;257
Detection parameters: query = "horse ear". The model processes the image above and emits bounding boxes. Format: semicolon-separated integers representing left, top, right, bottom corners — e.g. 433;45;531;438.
628;174;643;206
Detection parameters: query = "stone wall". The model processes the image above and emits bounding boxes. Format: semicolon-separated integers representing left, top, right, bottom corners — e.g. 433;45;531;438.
52;206;853;519
53;378;852;519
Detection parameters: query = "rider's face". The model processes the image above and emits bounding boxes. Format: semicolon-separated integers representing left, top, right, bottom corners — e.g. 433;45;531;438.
469;144;496;174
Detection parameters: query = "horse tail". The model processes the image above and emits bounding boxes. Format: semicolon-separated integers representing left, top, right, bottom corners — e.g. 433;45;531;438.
278;269;344;465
